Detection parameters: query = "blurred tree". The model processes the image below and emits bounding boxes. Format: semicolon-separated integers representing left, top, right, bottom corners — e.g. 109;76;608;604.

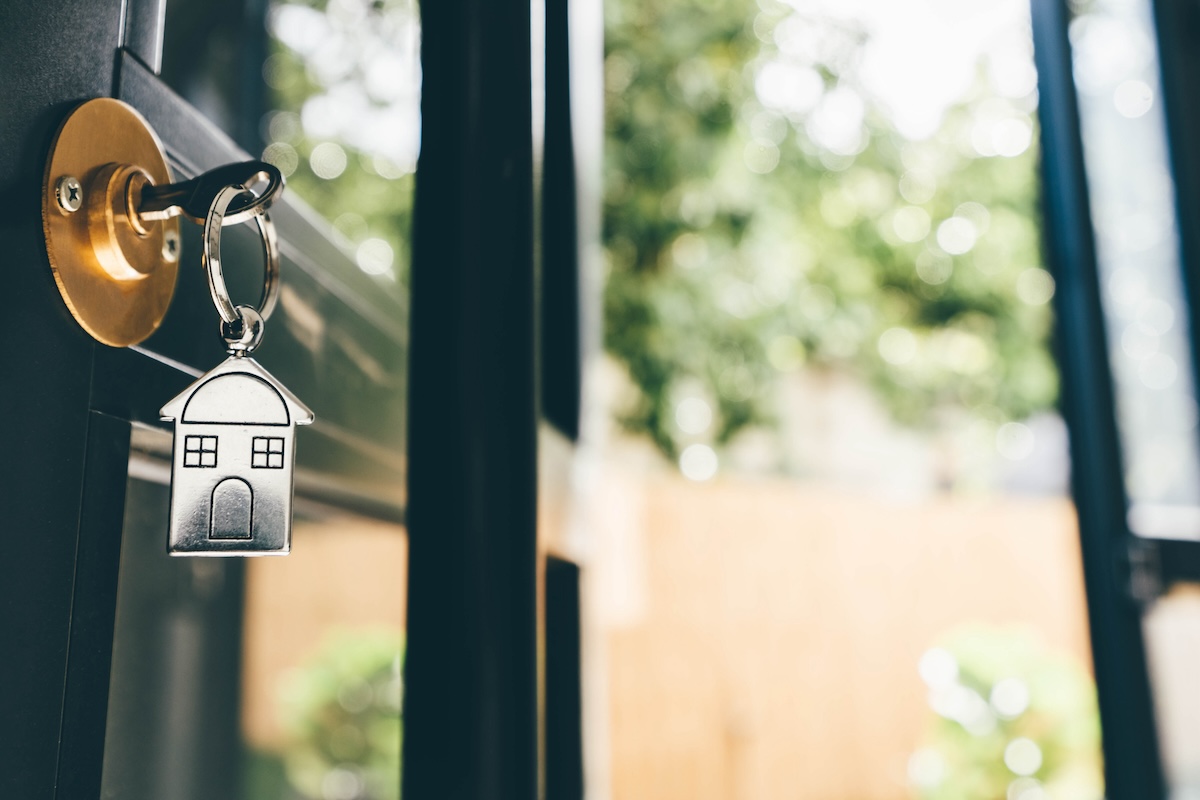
261;0;1055;471
604;0;1056;463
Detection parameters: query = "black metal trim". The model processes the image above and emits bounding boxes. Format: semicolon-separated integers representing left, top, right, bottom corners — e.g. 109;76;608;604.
121;0;166;74
1152;0;1200;544
53;412;133;800
1031;0;1167;794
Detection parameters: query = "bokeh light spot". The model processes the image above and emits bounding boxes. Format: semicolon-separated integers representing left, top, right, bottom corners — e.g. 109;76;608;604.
893;206;931;243
996;422;1035;461
1004;737;1043;777
310;142;349;179
262;142;300;178
1016;268;1055;305
990;677;1030;719
937;217;977;255
767;335;806;372
355;237;395;277
878;327;918;366
1114;79;1154;119
675;398;713;435
680;444;719;481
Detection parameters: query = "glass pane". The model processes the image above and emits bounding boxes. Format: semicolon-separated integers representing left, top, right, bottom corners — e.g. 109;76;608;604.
1143;584;1200;795
1068;0;1200;539
101;427;406;800
160;0;420;290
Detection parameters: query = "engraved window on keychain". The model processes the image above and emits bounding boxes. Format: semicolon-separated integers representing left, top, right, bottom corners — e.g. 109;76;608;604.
160;182;314;556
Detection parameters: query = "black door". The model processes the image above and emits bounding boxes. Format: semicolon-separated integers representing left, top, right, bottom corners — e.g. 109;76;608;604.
0;1;410;797
0;0;597;796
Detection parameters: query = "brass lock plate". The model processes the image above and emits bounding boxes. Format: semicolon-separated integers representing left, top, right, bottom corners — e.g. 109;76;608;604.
42;98;182;347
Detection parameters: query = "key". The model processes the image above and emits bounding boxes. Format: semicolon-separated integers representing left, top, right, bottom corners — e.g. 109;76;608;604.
138;160;284;226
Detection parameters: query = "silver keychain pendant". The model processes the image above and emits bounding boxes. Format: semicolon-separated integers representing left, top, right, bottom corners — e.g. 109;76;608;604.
161;183;313;556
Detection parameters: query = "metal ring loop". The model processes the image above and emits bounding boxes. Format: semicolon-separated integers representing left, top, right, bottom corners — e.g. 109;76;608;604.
212;166;285;227
222;305;266;354
202;183;280;329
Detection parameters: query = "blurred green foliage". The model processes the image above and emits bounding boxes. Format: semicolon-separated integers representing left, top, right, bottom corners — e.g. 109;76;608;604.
263;0;418;296
278;629;404;800
911;626;1102;799
605;0;1056;459
262;0;1057;467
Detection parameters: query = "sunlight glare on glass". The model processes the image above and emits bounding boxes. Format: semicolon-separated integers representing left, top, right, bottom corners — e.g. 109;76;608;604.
679;444;719;482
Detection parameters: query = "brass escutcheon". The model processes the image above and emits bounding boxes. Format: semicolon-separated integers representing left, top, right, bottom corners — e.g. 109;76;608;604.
42;98;181;347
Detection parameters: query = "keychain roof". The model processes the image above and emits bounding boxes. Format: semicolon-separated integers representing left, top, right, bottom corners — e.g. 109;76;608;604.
160;356;314;426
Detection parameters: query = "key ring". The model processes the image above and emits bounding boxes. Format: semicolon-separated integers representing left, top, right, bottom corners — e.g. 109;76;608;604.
202;183;280;354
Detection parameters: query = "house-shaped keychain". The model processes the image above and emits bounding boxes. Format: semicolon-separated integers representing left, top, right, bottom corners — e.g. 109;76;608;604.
161;355;314;555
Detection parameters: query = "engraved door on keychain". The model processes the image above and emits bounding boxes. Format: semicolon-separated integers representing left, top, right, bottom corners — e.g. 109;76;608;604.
162;181;313;555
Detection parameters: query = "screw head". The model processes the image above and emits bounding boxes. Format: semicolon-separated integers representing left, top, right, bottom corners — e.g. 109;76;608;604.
56;175;83;213
162;227;181;263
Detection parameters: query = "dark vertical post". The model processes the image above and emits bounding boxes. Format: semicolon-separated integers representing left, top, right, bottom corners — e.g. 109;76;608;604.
403;0;540;798
238;0;270;155
541;0;583;440
1153;0;1200;443
544;557;584;800
1031;0;1167;796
